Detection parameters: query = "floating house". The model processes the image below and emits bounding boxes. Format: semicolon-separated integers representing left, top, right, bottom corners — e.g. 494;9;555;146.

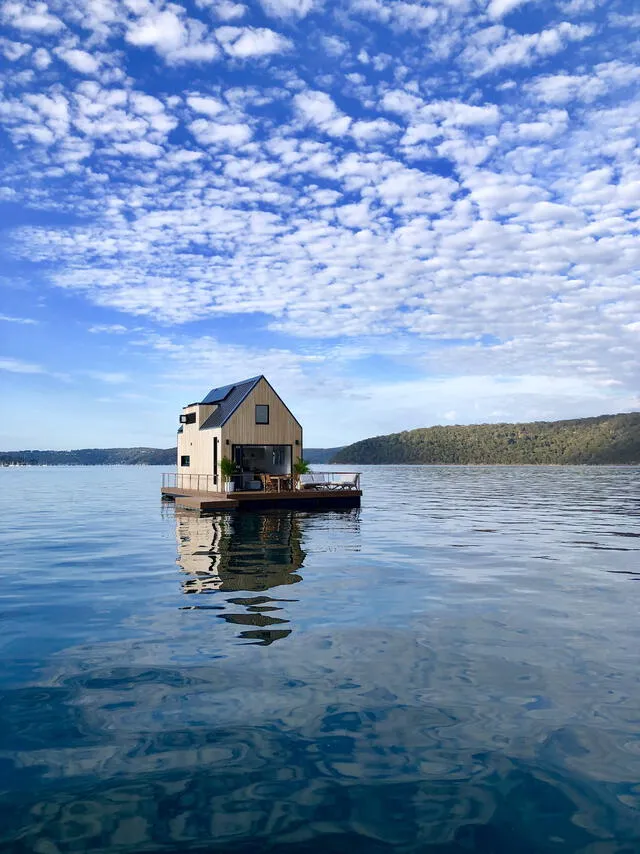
162;375;361;511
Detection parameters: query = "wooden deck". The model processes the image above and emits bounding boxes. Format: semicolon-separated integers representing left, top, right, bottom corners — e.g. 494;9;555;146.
161;485;362;512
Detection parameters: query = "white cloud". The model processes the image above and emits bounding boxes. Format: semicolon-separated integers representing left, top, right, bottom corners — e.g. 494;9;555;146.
321;35;348;56
189;118;252;146
32;46;50;68
88;324;129;334
350;0;447;33
1;1;64;33
196;0;247;19
166;42;219;63
126;9;186;52
294;89;352;136
608;12;640;28
126;9;219;64
258;0;315;19
0;356;45;373
216;26;292;57
351;118;399;142
0;37;31;60
218;1;247;19
425;100;501;126
0;314;38;324
390;2;439;29
112;140;164;158
186;95;225;117
55;47;99;74
487;0;530;19
294;90;339;123
380;89;424;115
335;202;372;228
528;62;640;104
466;22;594;75
528;72;604;104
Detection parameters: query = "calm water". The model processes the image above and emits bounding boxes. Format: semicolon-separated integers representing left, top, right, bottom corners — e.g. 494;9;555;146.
0;465;639;853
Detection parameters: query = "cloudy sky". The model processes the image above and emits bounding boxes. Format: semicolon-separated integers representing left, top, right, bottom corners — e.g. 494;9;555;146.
0;0;639;450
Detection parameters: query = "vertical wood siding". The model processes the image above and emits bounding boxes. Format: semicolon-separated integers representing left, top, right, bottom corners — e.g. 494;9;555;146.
221;378;302;458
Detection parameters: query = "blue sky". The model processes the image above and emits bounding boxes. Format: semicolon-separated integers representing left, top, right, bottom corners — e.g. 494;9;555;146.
0;0;639;450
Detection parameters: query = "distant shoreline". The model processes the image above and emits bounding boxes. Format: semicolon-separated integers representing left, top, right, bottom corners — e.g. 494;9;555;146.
3;412;639;467
2;461;638;469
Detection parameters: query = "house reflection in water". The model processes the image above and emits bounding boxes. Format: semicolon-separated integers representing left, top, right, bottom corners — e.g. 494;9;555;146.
176;510;306;645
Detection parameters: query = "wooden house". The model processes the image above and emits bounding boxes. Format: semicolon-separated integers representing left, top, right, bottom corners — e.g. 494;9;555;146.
176;375;303;491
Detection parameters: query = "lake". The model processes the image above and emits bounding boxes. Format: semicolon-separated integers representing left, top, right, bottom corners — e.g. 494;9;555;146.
0;465;639;853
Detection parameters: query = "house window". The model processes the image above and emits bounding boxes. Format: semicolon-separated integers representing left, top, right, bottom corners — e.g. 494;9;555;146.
180;455;190;467
180;412;196;424
255;404;269;424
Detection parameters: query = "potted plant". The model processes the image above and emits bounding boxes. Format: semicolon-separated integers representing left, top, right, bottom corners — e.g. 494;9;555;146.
220;456;238;493
293;458;310;489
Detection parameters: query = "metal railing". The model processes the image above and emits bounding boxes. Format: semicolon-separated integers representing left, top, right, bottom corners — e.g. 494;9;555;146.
299;471;361;490
162;471;361;493
162;472;219;492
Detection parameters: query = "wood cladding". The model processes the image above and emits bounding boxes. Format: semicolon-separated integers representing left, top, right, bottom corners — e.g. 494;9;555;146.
221;378;302;457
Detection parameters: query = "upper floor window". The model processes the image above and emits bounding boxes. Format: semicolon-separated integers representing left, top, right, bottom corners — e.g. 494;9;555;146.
180;455;190;467
255;404;269;424
179;412;196;424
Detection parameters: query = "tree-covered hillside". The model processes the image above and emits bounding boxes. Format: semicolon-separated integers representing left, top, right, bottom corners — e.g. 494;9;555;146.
331;413;640;465
0;448;176;466
304;447;344;464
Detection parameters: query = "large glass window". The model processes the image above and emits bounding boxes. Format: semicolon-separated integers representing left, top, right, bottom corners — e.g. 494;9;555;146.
255;404;269;424
234;445;291;475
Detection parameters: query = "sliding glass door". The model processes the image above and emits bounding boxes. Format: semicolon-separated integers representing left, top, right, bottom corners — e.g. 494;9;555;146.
232;445;292;475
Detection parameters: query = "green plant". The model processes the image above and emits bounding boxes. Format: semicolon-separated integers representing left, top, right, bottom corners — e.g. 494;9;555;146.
294;458;311;476
220;456;238;480
293;459;311;487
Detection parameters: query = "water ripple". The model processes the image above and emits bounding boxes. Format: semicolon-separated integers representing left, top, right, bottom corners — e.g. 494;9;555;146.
0;465;639;851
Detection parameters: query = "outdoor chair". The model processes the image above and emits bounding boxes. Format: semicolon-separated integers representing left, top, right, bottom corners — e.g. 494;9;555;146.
260;474;277;492
330;474;359;490
298;474;327;490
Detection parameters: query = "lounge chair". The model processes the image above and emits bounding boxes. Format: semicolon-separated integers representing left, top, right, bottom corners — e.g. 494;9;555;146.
298;474;327;490
329;474;359;490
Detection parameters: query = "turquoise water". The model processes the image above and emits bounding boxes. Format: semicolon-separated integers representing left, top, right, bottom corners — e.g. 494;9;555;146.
0;465;639;852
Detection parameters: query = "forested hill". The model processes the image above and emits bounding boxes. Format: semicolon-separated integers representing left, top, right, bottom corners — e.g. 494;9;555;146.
2;447;342;466
304;447;344;464
331;413;640;465
0;448;176;466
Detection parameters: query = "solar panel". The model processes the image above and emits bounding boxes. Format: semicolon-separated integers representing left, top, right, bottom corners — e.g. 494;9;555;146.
200;382;236;404
199;376;263;428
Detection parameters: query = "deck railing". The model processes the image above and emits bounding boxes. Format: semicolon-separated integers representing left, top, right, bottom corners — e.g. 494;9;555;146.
298;471;361;490
162;472;219;492
162;471;361;493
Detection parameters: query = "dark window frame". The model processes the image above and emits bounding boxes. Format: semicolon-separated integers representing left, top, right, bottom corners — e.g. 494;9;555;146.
255;404;269;424
180;455;190;467
180;412;196;424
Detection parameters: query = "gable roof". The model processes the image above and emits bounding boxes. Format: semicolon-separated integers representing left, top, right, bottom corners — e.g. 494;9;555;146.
199;375;263;429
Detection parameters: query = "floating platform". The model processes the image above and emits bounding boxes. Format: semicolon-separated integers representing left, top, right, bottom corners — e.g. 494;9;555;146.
161;485;361;512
